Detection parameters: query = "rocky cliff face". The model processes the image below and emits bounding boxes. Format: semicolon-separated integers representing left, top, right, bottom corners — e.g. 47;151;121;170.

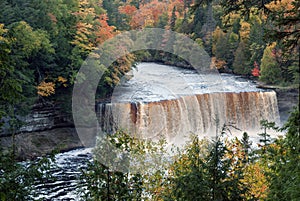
0;102;82;160
276;88;299;124
0;127;82;160
0;88;297;160
1;102;73;135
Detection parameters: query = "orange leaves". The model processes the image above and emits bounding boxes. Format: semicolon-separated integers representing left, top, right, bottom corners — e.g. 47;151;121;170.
47;13;58;24
130;1;166;29
95;14;115;44
37;81;55;97
266;0;295;12
117;0;185;29
166;0;185;18
118;5;137;16
251;67;260;77
214;58;227;69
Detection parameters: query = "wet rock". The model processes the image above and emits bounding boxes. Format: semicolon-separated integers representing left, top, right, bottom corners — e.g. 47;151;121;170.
276;88;299;124
0;127;83;160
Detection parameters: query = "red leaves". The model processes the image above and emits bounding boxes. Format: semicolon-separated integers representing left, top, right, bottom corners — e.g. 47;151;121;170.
95;14;115;44
251;61;260;77
118;5;137;16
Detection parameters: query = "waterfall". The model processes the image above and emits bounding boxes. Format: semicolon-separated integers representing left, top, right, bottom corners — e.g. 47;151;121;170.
97;91;280;142
96;63;280;143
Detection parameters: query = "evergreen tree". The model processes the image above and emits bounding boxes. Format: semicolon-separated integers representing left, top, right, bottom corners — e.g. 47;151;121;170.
267;107;300;200
248;15;265;68
165;137;211;200
259;43;282;84
191;3;206;37
232;41;250;75
165;126;248;201
170;6;177;31
213;27;238;69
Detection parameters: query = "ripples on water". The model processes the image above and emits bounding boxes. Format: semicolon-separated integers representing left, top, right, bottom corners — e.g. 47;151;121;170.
32;63;280;200
33;148;93;201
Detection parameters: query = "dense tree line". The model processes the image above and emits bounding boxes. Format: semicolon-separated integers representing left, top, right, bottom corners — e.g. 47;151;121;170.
110;0;299;84
0;0;135;121
0;0;298;119
81;108;299;201
1;107;299;200
0;0;299;200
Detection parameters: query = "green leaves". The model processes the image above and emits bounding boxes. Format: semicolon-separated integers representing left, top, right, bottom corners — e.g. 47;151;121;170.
259;43;283;84
262;107;300;201
0;21;56;120
78;109;300;200
0;144;56;201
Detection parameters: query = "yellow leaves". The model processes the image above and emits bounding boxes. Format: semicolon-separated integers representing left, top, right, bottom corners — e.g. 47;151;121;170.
222;13;241;26
37;81;55;97
239;21;251;42
144;17;155;28
223;138;269;200
57;76;67;83
57;76;68;87
0;24;10;53
212;26;226;41
0;23;8;38
241;163;269;200
266;0;295;12
212;26;226;55
37;76;68;97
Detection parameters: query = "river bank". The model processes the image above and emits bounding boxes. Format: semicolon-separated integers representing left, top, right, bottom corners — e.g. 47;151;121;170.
1;62;298;160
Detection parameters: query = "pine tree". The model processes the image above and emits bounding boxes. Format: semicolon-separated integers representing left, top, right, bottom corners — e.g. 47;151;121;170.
248;15;265;67
233;41;250;74
170;6;177;31
267;107;300;200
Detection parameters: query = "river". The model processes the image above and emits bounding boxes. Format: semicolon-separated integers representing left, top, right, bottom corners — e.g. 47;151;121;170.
36;62;281;200
33;148;93;201
98;62;280;143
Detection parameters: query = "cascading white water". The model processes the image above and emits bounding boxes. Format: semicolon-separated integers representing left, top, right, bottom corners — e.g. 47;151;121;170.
97;63;280;143
34;63;280;200
98;91;279;142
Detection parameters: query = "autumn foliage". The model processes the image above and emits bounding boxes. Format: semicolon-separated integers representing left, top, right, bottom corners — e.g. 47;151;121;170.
118;5;137;16
120;0;184;29
95;14;115;44
37;81;55;97
251;61;260;77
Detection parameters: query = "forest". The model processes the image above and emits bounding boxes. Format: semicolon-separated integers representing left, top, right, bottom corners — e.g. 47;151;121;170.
0;0;299;200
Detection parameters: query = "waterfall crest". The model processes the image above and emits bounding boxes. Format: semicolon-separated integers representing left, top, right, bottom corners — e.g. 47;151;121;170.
97;63;280;143
97;91;280;142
